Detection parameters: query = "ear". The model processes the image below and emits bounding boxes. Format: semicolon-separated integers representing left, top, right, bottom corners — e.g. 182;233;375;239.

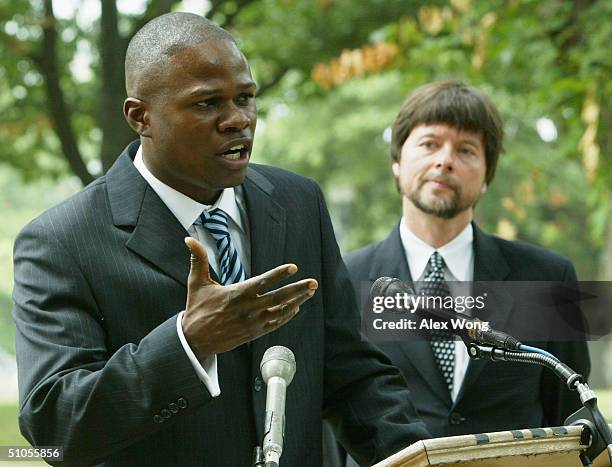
123;98;151;137
480;182;487;195
392;161;400;178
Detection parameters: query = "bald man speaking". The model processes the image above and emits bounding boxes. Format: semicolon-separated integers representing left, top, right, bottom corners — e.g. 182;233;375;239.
12;13;429;467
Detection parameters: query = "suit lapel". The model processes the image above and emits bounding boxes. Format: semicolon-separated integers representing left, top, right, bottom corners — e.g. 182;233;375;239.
241;165;287;440
126;187;192;287
454;223;513;405
106;141;220;288
369;225;452;406
242;166;287;278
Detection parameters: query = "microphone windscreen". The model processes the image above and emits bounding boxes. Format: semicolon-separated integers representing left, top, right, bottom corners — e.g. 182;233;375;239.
260;346;296;383
370;277;395;298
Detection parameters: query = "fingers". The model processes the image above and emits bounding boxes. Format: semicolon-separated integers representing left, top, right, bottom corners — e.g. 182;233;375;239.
256;278;318;309
264;287;315;317
185;237;213;286
242;280;318;333
241;263;299;295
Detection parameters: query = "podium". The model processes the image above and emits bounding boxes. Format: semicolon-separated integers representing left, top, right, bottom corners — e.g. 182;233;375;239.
374;425;612;467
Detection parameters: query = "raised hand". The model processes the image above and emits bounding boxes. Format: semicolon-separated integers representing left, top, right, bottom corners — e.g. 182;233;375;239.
182;237;318;359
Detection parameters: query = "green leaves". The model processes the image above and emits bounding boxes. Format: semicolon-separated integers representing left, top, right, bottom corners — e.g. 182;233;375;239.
0;0;609;278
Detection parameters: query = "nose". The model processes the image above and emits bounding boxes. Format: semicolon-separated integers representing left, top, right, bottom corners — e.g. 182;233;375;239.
218;103;251;133
434;143;454;170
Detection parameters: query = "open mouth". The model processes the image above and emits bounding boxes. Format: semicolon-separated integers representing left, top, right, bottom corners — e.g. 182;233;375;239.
219;144;248;160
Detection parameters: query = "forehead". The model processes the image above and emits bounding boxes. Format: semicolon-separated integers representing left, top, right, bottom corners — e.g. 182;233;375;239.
408;124;484;146
156;38;253;94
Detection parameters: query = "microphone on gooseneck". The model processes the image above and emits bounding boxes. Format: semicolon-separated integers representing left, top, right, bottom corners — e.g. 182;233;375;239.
260;346;296;467
370;277;522;351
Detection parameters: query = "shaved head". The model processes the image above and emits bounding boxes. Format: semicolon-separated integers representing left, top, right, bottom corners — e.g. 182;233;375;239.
125;12;235;99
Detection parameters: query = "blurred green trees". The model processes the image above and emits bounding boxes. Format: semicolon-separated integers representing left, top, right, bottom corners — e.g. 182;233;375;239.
0;0;609;284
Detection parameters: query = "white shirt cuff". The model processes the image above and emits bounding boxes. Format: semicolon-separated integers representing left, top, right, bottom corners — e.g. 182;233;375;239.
176;310;221;397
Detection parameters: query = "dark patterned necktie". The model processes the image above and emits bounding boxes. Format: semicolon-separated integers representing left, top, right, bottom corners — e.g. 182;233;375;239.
199;208;246;285
421;251;455;394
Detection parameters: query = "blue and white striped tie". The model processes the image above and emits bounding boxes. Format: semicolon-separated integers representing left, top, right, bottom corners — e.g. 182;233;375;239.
199;208;246;285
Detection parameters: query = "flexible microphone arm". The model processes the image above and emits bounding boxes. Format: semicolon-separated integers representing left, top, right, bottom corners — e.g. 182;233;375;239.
371;276;610;465
468;343;611;466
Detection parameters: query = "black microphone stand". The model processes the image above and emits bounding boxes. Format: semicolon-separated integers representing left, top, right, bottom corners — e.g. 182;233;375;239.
252;445;279;467
251;446;265;467
467;342;612;467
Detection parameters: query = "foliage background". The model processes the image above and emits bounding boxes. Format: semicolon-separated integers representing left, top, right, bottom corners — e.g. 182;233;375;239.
0;0;609;439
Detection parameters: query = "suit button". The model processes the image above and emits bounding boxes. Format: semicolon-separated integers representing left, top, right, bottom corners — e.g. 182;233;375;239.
450;412;465;425
169;403;179;413
153;414;164;424
161;408;171;419
177;397;188;409
254;376;263;392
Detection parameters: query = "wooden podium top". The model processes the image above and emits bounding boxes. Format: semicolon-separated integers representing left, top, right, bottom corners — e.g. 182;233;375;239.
374;425;612;467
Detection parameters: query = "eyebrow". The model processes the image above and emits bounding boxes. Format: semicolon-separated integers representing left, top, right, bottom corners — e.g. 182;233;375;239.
187;81;257;98
418;133;482;148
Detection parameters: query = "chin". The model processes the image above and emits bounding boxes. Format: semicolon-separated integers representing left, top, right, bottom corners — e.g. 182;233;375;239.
222;171;248;188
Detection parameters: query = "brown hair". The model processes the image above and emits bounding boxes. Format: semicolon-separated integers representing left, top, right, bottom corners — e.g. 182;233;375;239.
390;80;503;184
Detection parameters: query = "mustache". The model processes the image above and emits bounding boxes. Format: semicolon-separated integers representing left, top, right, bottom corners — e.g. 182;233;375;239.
420;173;458;190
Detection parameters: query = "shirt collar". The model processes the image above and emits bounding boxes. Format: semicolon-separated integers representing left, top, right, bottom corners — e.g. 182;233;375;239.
399;218;473;281
133;145;244;232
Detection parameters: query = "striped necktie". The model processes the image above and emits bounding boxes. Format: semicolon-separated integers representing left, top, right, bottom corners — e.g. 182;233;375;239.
421;251;455;394
199;208;246;285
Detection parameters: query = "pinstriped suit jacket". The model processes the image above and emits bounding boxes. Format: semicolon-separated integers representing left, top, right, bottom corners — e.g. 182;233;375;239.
13;141;429;467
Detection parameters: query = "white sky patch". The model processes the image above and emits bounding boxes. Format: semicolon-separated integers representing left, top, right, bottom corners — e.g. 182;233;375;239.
382;126;392;144
23;70;41;86
177;0;209;14
61;27;77;43
13;85;27;100
117;0;148;15
53;0;100;30
53;0;208;24
70;39;93;82
87;159;102;177
4;20;18;35
536;117;558;142
52;0;78;19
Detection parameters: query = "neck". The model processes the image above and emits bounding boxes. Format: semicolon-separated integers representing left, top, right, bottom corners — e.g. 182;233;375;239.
402;199;472;248
140;141;222;205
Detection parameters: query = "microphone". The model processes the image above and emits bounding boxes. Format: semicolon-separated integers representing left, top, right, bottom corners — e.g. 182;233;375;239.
371;277;521;350
260;346;296;467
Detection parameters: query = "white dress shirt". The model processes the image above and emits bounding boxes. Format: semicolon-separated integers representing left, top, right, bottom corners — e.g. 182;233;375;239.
134;146;251;397
399;218;474;402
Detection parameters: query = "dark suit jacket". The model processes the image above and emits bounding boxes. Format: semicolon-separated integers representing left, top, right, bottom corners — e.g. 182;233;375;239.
344;223;590;438
12;142;429;467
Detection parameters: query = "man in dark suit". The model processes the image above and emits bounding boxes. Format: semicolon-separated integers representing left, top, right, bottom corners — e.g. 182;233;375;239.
12;13;429;467
344;80;590;443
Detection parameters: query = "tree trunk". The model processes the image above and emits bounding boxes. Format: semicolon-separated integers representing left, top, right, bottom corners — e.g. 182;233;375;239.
99;0;137;172
37;0;93;185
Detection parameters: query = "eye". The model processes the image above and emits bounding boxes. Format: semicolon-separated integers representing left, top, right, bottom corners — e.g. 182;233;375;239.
420;140;436;150
236;93;255;106
196;98;217;109
459;146;476;157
